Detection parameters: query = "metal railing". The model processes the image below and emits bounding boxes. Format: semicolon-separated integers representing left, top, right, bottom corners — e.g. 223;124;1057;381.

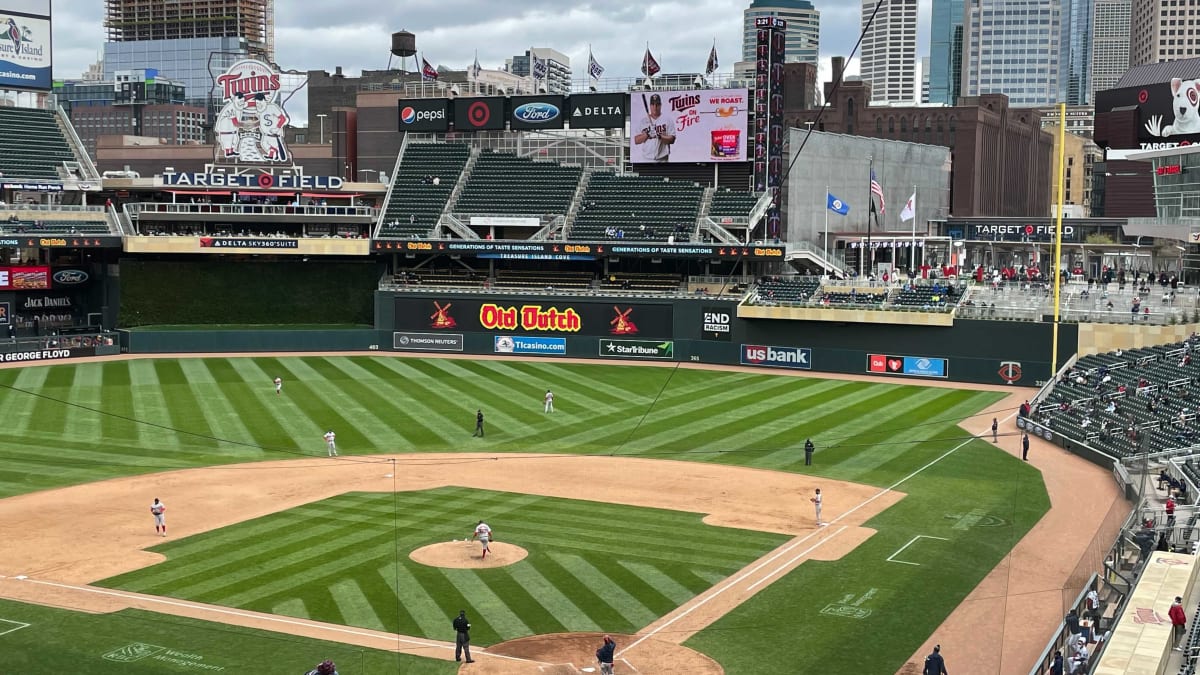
0;204;107;213
55;104;99;180
126;203;377;217
375;134;411;237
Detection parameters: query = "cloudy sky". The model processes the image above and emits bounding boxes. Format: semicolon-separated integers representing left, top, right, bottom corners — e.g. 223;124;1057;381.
51;0;931;125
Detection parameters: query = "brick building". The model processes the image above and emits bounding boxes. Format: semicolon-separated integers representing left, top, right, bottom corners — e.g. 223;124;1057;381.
781;77;1052;218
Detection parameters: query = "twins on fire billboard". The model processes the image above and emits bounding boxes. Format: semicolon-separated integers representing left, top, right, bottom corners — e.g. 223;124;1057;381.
213;58;301;163
630;88;748;163
1096;71;1200;149
394;298;673;338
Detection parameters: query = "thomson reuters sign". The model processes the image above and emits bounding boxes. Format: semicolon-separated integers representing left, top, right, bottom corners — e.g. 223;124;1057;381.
740;345;811;370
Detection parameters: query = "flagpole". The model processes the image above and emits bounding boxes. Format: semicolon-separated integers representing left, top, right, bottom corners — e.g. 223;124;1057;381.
909;184;917;273
824;186;830;278
866;155;873;278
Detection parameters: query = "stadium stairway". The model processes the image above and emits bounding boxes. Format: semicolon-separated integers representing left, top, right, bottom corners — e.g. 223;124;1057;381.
452;150;583;221
376;142;471;238
571;173;704;242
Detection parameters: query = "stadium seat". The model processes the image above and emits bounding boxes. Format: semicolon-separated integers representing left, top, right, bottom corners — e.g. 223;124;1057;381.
754;278;821;302
709;189;759;220
454;150;582;219
377;143;471;238
0;107;77;181
571;173;704;242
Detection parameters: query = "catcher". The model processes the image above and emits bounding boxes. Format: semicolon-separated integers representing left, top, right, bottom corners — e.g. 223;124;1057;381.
472;521;492;559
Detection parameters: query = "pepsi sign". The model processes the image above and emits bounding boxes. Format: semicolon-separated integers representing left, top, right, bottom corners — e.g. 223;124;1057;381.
510;95;565;130
397;99;450;132
740;344;811;370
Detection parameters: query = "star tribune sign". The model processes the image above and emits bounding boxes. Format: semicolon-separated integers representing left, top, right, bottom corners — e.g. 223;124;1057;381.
213;59;296;164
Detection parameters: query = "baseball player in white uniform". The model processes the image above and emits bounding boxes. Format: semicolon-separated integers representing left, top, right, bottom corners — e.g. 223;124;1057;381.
811;488;825;526
324;430;337;457
472;521;492;559
151;498;166;536
633;93;677;162
544;389;555;413
274;376;283;395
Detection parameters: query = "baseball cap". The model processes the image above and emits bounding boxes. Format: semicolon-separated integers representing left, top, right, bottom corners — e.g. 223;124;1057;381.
649;94;661;104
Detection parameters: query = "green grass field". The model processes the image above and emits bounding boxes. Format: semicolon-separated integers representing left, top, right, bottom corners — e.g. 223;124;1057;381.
0;356;1047;674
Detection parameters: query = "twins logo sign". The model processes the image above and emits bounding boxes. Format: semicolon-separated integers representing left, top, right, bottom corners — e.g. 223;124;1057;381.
999;361;1023;384
213;59;294;163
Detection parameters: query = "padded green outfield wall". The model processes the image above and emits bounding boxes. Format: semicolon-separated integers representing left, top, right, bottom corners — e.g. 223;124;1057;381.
119;260;381;327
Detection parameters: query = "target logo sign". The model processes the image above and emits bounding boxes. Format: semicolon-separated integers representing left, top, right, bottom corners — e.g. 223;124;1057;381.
453;98;504;131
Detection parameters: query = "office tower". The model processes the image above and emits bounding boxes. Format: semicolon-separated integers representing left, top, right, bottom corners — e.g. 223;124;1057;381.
860;0;918;103
1130;0;1200;65
921;56;931;103
928;0;964;104
506;48;571;96
1090;0;1130;95
1061;0;1094;104
741;0;821;65
962;0;1064;106
102;0;274;108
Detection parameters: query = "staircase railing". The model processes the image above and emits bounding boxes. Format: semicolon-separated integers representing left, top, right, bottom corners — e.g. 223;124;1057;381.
562;169;594;240
55;105;99;180
374;134;411;237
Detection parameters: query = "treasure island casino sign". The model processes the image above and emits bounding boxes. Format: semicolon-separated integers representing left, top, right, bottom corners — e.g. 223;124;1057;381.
393;298;674;338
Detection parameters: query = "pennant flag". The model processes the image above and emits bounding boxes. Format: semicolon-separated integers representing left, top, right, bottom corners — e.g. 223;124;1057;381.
870;169;886;214
706;43;719;76
420;57;439;81
470;52;482;80
588;50;605;80
827;193;850;215
532;53;548;80
900;191;916;222
641;47;661;77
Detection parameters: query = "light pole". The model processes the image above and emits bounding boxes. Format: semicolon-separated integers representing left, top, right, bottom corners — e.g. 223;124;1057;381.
359;169;379;182
316;113;327;144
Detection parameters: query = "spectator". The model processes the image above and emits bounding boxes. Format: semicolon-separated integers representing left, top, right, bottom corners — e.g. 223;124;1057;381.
1171;596;1188;650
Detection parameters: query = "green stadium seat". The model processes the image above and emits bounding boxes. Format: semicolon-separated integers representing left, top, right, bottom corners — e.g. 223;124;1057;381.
570;172;704;242
0;107;77;181
377;143;471;238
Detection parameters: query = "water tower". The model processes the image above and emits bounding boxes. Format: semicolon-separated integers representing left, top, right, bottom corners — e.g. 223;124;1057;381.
390;31;417;71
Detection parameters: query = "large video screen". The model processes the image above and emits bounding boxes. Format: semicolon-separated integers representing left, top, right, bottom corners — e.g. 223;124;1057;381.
0;1;51;91
630;88;748;164
1096;72;1200;150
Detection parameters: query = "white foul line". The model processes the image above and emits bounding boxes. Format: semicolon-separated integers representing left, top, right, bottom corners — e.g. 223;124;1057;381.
746;526;847;591
621;408;1007;654
9;578;536;664
886;535;950;566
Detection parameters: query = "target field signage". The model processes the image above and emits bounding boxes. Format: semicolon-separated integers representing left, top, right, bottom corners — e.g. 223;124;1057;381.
161;172;345;190
453;97;506;131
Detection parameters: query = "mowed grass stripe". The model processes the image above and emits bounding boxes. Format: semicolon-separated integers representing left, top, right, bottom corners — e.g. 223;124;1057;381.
151;360;221;450
318;356;421;448
619;560;697;606
477;568;569;635
24;363;74;441
238;357;356;452
396;359;543;441
500;360;660;404
61;360;104;444
504;564;601;632
468;359;636;413
351;358;473;447
442;571;533;640
126;360;182;450
386;561;467;639
175;359;259;455
277;357;410;452
547;551;657;630
420;358;566;426
99;361;140;444
524;553;632;635
329;577;388;632
199;359;303;453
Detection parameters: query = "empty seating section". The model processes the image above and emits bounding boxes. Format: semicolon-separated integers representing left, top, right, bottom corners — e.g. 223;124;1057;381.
709;189;758;219
572;173;703;241
378;143;470;238
598;273;683;292
818;290;888;306
392;269;485;289
0;107;75;180
0;220;110;235
494;269;592;291
1041;340;1200;459
454;151;582;218
756;278;820;302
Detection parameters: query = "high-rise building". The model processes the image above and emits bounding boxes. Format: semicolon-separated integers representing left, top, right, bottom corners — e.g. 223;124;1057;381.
1129;0;1200;65
928;0;964;105
506;48;571;96
961;0;1064;106
54;69;204;157
1062;0;1094;105
860;0;918;103
1090;0;1130;95
741;0;821;65
102;0;274;110
920;56;931;103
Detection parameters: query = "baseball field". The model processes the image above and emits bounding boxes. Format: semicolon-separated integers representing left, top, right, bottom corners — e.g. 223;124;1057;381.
0;354;1048;674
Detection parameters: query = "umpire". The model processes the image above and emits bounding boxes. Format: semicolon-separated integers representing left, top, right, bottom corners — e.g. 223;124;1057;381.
804;438;815;466
453;610;474;663
923;644;948;675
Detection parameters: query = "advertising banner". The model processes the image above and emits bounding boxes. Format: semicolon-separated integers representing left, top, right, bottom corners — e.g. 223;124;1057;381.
740;344;812;370
0;235;120;248
0;301;8;325
212;58;296;163
393;331;464;352
630;88;748;163
598;339;674;359
509;95;565;130
0;265;49;290
374;239;785;260
1096;72;1200;149
701;306;732;341
394;297;673;338
199;237;299;250
50;268;90;286
126;236;369;257
867;353;948;378
567;93;626;128
0;7;50;91
494;335;566;355
453;97;506;131
398;98;450;132
1;346;96;363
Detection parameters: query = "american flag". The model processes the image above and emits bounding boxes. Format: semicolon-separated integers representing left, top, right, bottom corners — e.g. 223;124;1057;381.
870;169;886;214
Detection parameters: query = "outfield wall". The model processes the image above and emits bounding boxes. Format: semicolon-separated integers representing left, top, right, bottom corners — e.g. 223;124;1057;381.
376;291;1075;386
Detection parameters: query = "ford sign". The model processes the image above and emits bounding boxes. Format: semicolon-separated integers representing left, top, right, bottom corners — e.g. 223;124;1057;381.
513;102;560;124
52;269;89;285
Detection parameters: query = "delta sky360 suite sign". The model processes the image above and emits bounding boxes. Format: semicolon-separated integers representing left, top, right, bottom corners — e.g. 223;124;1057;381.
629;89;748;164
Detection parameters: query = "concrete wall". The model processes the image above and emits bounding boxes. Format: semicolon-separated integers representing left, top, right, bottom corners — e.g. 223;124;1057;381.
1077;321;1200;355
785;129;951;246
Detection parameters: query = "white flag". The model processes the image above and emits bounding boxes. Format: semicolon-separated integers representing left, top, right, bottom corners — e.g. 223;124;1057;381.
899;192;916;222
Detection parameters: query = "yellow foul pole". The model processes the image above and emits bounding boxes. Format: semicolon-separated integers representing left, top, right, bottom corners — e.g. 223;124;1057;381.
1051;103;1067;372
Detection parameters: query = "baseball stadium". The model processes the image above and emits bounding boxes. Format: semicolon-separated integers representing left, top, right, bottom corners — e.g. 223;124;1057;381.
2;10;1200;675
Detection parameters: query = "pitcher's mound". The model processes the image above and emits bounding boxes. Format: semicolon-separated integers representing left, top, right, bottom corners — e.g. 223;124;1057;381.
410;541;528;568
487;632;723;674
